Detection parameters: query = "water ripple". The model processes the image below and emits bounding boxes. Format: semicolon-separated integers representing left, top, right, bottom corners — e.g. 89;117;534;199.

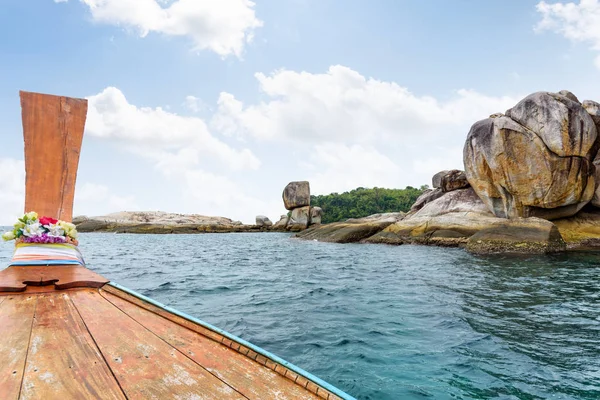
1;233;599;399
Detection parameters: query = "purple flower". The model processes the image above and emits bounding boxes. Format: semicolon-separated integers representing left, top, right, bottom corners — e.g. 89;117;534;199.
22;233;66;244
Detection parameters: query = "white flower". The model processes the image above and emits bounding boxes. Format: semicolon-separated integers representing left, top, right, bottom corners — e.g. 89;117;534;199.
2;231;15;241
45;223;65;238
21;222;43;237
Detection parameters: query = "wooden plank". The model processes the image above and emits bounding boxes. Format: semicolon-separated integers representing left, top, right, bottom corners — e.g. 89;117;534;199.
0;294;37;400
20;292;125;400
21;91;87;222
0;266;108;293
70;290;246;399
101;285;341;400
102;290;322;400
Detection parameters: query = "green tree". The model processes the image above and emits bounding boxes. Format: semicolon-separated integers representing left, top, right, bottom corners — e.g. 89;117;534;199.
310;186;427;224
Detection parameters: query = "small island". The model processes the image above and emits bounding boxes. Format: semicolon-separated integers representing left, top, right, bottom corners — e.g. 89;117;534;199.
74;90;600;255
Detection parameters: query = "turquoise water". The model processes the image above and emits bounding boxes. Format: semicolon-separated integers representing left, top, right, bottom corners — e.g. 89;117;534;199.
1;232;599;399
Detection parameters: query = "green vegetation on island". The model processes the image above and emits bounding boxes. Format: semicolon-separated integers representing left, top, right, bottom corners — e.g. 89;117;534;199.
310;186;428;224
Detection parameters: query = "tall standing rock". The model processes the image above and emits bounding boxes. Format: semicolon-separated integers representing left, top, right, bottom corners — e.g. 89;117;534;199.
464;91;598;220
283;181;311;210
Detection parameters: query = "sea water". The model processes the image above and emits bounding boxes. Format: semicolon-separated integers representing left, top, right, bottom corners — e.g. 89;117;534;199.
1;232;599;399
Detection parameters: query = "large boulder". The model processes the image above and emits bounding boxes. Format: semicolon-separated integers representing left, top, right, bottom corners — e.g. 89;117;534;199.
466;217;566;255
255;215;272;227
464;91;598;220
288;206;311;231
283;181;310;210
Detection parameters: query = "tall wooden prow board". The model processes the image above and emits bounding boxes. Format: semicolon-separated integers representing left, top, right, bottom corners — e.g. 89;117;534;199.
21;91;87;222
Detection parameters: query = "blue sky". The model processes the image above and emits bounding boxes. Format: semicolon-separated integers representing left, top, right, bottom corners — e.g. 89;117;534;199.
1;0;599;224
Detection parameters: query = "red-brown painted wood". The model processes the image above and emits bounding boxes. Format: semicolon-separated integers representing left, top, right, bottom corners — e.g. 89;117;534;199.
21;91;87;222
102;290;322;399
20;293;125;399
70;290;246;399
0;266;108;293
0;295;37;399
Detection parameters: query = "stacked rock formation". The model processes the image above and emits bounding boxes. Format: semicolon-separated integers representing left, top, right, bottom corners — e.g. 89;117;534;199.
278;181;322;231
297;90;600;254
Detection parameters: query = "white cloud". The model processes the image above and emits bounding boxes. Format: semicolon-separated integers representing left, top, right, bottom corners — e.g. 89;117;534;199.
210;65;518;192
535;0;600;69
184;95;205;113
0;159;25;225
69;0;262;57
212;65;518;143
86;87;260;171
74;182;139;216
82;67;519;222
306;144;402;194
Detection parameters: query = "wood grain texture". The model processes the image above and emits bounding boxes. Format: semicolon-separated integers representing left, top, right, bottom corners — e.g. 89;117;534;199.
70;290;246;399
102;290;321;400
0;295;37;400
0;266;108;293
20;293;125;400
21;91;87;222
102;285;341;400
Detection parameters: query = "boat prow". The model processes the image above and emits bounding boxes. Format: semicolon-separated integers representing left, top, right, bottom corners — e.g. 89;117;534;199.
0;91;355;399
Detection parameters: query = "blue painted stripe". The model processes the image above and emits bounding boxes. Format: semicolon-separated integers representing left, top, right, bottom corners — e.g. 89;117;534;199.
107;281;356;400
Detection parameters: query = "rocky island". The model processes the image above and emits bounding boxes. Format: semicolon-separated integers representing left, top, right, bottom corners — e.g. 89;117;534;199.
297;90;600;254
74;181;323;234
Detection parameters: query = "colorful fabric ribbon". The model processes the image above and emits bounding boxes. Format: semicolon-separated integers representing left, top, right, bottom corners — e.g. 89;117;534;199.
9;243;85;266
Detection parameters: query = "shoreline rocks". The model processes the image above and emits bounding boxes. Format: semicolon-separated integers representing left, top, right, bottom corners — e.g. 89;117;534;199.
295;90;600;255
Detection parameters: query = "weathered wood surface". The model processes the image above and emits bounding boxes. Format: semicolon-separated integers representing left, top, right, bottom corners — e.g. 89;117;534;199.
21;91;87;222
20;293;124;400
0;285;343;399
102;290;322;399
0;295;37;399
0;266;108;293
102;285;339;400
70;289;246;399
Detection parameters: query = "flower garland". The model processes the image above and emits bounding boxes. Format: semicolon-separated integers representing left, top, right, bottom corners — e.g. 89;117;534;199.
2;212;79;246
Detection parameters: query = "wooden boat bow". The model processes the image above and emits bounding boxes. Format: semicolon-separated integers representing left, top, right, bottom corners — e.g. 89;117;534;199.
0;91;354;399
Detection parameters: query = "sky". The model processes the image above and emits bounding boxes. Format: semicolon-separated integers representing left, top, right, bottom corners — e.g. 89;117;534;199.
1;0;600;224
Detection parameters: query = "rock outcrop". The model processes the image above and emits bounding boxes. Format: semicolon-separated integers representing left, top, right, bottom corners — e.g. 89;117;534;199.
365;188;495;246
288;206;311;231
464;91;598;220
296;213;405;243
74;211;267;233
465;218;566;255
272;215;289;231
255;215;273;227
279;181;323;231
410;188;444;212
297;89;600;254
